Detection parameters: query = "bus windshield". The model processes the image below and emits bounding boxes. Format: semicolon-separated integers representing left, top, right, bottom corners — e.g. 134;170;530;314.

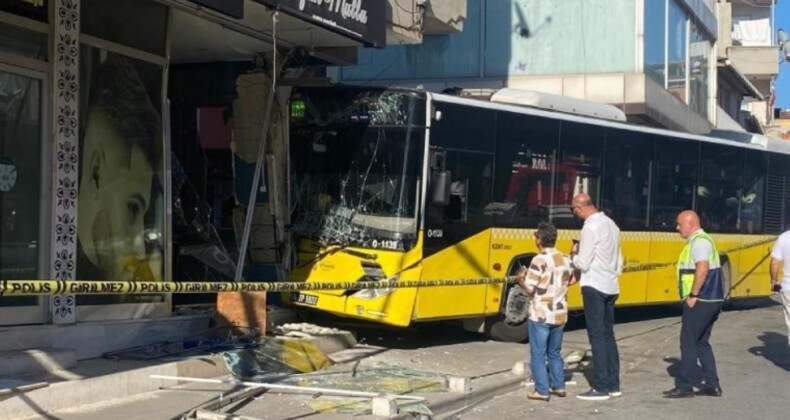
289;88;426;251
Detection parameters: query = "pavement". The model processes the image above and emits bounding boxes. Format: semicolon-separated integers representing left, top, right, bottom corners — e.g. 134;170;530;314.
8;295;790;419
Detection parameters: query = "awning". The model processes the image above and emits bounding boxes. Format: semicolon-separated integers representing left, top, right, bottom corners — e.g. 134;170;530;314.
718;61;765;100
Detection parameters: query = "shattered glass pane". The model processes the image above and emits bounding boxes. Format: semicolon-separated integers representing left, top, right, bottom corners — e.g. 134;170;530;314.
277;366;447;394
223;337;334;377
296;366;445;415
289;88;426;252
171;154;237;281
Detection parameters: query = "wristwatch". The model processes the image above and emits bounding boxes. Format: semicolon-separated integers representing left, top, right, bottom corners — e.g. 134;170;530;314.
689;293;699;298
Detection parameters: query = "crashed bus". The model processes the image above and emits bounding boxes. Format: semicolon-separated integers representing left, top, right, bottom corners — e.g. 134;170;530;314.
284;85;790;342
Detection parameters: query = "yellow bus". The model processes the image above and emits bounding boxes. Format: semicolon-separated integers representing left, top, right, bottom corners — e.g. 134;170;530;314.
284;86;789;342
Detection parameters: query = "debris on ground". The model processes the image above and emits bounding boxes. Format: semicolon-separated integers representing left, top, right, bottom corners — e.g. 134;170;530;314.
223;337;334;376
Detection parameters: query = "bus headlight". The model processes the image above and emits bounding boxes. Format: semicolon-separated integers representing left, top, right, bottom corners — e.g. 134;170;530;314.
353;276;397;299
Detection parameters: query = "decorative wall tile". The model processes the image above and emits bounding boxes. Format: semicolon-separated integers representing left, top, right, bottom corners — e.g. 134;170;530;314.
51;0;80;324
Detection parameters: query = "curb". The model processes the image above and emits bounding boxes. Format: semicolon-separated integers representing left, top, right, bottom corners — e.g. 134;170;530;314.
393;373;526;420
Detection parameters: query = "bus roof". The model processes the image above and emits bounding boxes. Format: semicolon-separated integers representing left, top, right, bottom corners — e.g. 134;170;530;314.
425;90;790;156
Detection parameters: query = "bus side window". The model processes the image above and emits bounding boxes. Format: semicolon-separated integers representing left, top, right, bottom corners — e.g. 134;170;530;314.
741;150;766;234
493;112;560;227
651;139;699;231
602;129;654;231
697;143;744;233
554;121;604;228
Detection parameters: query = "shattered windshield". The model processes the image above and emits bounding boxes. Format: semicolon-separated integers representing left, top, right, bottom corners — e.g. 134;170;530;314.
290;88;426;251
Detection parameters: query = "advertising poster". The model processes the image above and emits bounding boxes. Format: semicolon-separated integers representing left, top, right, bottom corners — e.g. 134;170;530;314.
76;46;165;304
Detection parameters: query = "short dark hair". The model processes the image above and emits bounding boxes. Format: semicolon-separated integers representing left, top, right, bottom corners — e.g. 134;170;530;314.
81;53;162;170
534;221;558;247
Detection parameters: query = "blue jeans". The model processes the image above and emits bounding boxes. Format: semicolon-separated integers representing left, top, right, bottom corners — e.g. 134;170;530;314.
528;320;565;395
581;286;620;392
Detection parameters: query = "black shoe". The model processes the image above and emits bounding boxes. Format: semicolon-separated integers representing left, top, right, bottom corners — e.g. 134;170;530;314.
695;386;722;397
663;387;694;398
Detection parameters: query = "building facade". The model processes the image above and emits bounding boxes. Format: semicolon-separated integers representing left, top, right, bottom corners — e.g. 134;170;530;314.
0;0;465;358
333;0;722;133
716;0;782;134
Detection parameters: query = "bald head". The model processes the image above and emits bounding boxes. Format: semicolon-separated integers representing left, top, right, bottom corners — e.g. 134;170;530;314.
676;210;701;239
571;193;597;219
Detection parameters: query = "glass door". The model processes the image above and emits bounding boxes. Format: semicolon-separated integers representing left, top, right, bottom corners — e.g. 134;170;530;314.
0;64;46;325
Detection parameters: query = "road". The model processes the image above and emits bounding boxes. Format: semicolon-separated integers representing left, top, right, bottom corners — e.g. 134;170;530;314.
443;298;790;419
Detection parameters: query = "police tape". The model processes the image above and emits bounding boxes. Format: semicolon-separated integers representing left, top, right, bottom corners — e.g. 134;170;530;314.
0;277;521;296
0;238;776;297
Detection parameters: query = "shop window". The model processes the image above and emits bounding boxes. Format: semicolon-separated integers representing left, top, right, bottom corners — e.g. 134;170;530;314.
76;44;165;304
0;70;41;305
0;20;47;60
82;0;167;56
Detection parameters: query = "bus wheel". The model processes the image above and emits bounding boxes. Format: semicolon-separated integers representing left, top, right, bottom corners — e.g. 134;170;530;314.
484;285;530;342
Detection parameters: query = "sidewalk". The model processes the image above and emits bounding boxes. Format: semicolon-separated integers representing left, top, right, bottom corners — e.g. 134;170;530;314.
10;297;787;419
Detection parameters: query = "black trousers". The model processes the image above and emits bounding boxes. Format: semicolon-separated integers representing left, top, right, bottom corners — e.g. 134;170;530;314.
582;286;620;392
677;300;723;391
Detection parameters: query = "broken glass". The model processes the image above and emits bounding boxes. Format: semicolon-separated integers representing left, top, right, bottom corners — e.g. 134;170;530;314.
289;88;426;252
223;337;334;377
171;154;237;281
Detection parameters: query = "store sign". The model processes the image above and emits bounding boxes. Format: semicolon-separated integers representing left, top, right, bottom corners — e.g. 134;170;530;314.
187;0;244;19
254;0;385;47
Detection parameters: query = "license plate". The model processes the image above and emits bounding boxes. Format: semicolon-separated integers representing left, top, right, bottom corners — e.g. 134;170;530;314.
292;292;318;306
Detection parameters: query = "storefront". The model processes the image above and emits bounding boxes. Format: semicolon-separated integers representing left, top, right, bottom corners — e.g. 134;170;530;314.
0;0;50;325
0;0;386;342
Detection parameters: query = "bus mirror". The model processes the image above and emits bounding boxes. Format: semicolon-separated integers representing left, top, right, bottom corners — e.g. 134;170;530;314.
431;171;452;205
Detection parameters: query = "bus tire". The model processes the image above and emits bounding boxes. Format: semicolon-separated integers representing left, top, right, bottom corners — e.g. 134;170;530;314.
484;257;532;343
484;312;528;342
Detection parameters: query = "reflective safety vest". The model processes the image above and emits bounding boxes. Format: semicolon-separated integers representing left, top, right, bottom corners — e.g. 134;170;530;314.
677;230;724;301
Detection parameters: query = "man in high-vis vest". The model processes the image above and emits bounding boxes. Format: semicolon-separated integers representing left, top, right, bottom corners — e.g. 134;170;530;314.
664;210;724;399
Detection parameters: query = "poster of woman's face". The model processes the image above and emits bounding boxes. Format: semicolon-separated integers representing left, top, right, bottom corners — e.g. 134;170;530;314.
76;46;164;304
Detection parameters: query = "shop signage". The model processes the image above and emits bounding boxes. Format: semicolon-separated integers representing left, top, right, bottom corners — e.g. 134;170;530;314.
254;0;385;47
187;0;244;19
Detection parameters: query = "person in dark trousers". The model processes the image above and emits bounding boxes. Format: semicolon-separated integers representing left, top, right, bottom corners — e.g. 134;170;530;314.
570;193;623;401
664;210;724;398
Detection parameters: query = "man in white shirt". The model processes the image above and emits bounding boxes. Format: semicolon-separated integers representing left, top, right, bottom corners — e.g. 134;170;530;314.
570;193;623;401
770;229;790;347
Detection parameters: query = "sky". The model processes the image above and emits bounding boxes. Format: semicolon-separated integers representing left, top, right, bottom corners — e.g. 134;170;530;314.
775;0;790;108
